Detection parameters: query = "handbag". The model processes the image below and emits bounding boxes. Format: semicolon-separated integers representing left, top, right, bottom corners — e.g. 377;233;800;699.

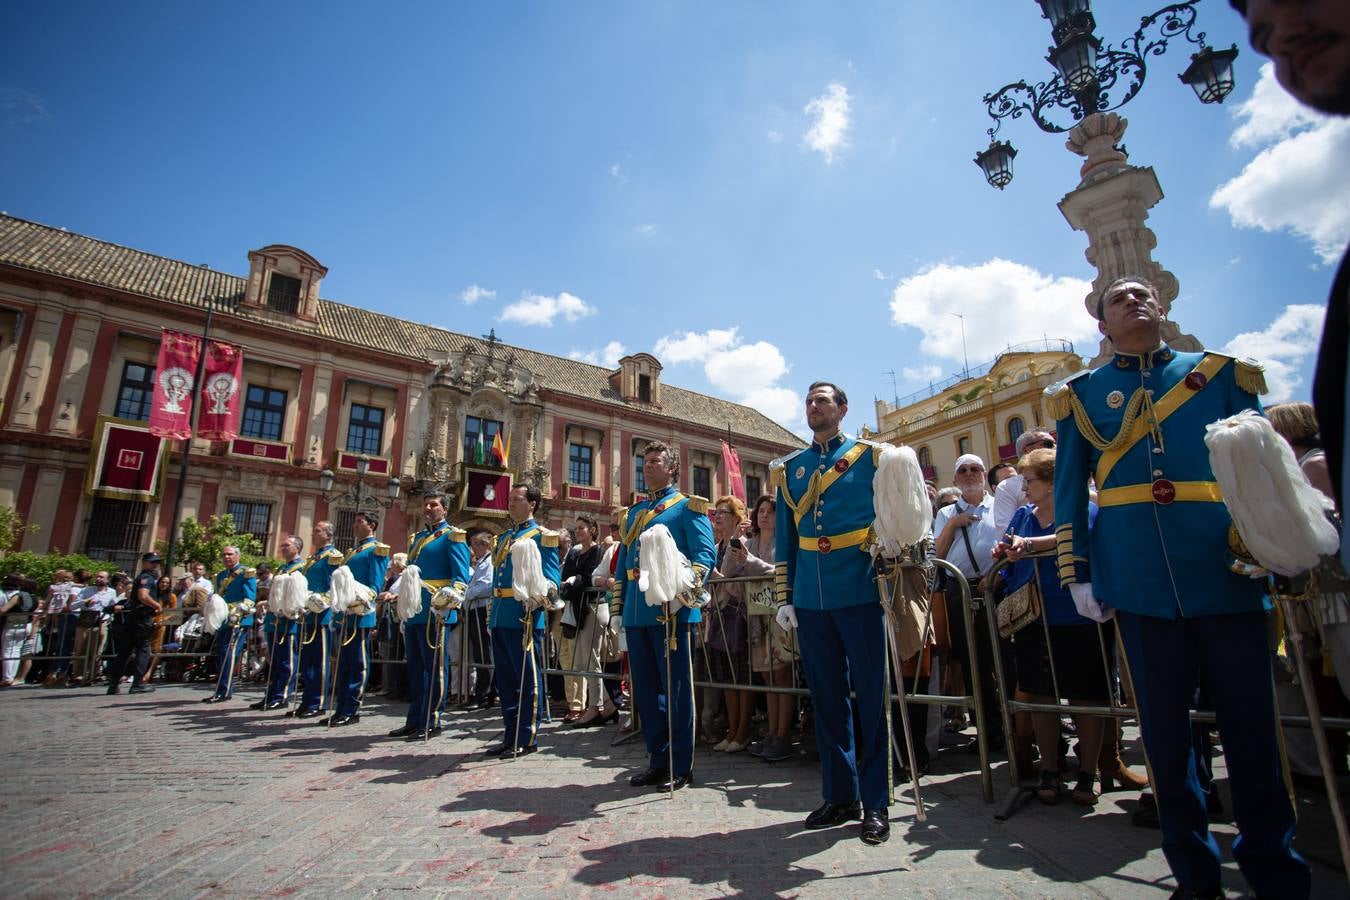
560;601;578;639
996;576;1042;638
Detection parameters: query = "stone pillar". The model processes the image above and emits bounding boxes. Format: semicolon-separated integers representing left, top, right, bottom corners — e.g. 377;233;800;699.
1057;113;1202;366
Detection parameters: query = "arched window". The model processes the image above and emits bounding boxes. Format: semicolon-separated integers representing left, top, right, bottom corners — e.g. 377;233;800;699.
1007;416;1025;446
918;446;933;470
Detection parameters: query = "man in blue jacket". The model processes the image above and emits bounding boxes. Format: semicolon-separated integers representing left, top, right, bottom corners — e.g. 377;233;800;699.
202;545;256;704
323;511;389;727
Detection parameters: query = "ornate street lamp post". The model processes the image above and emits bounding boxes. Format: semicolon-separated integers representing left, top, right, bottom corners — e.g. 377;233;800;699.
318;453;403;511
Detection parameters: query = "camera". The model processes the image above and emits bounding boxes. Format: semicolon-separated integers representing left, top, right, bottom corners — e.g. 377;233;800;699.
729;537;743;549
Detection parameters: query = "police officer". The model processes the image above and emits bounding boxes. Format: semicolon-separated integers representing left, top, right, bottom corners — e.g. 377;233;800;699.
1050;275;1309;898
484;485;561;758
107;552;163;695
202;546;257;703
289;522;343;719
772;382;891;844
250;534;305;711
389;492;470;742
322;511;389;727
614;442;715;791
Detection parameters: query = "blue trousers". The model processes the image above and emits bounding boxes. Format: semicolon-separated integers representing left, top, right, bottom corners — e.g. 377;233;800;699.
492;626;546;751
1117;610;1309;898
334;627;373;718
51;616;76;676
297;622;331;713
212;623;248;699
627;622;695;777
265;631;297;705
404;619;451;731
797;603;889;810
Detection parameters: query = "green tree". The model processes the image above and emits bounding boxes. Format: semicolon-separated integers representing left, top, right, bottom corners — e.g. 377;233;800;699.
0;505;38;555
156;514;273;572
1;551;120;594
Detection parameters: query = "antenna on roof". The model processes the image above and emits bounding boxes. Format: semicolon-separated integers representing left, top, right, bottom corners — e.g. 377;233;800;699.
883;369;899;405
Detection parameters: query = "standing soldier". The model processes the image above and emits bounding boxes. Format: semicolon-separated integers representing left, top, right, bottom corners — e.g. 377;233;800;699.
771;383;891;844
1050;276;1309;898
201;546;256;704
614;442;715;792
484;485;561;758
251;534;305;711
389;492;470;742
289;522;343;719
324;511;389;726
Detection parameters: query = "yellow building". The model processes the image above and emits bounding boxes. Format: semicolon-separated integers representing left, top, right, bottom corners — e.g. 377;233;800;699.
869;342;1083;485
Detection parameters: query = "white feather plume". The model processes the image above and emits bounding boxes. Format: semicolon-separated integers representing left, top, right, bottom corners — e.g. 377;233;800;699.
511;539;550;611
638;524;693;607
270;571;306;619
397;564;423;621
348;582;377;614
329;565;355;615
1205;409;1338;575
873;443;934;555
304;591;329;614
430;584;465;611
203;593;228;635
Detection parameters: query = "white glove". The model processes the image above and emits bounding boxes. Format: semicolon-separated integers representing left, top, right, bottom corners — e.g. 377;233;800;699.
775;604;798;631
1069;583;1114;623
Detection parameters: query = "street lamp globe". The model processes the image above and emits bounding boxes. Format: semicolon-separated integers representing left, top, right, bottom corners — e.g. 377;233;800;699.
386;476;402;502
1036;0;1093;34
1180;44;1239;104
975;140;1018;190
355;454;371;477
1048;30;1102;96
319;468;335;493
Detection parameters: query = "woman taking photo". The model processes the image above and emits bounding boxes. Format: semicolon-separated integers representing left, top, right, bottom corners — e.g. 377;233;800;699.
570;515;618;727
743;494;796;762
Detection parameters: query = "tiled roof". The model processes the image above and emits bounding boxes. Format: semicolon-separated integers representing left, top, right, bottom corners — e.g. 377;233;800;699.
0;214;802;448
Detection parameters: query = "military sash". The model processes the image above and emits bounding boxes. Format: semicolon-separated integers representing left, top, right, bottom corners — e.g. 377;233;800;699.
410;523;451;564
622;493;688;546
345;537;377;564
216;566;244;595
778;441;868;528
493;526;541;567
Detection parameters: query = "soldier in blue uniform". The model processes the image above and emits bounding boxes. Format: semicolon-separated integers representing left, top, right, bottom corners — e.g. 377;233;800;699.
289;521;344;720
772;382;891;844
1051;276;1309;899
322;511;389;727
202;545;257;703
250;534;304;711
389;492;470;742
484;485;561;757
614;442;715;791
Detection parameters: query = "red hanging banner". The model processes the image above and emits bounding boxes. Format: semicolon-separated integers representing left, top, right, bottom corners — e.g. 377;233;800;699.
198;339;244;441
147;330;200;440
85;415;169;500
721;439;746;502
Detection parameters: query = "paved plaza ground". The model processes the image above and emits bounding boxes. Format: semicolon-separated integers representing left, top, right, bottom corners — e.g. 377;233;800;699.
0;681;1345;898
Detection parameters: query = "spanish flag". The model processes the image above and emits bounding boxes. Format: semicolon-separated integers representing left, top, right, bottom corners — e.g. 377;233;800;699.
491;430;507;467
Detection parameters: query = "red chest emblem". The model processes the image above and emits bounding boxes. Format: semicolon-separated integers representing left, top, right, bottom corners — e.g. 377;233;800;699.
833;459;848;473
1184;372;1208;391
817;537;833;554
1151;479;1176;504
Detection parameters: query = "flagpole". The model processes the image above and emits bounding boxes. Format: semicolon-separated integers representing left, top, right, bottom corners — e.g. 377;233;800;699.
163;302;213;575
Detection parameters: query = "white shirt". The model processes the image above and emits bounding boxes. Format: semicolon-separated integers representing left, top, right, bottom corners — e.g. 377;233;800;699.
991;475;1027;535
466;554;493;609
933;492;998;579
69;585;117;618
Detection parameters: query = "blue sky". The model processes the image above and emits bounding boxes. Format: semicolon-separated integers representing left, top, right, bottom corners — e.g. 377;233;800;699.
3;1;1346;436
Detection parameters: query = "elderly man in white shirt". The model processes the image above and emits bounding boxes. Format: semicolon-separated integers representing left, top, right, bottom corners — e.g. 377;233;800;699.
991;430;1058;533
932;453;1007;749
69;571;117;686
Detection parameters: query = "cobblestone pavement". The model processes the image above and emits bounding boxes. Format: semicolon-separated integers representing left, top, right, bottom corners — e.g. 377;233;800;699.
0;682;1345;898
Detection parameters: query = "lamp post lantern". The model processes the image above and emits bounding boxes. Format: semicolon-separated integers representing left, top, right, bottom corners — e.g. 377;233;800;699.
317;453;403;513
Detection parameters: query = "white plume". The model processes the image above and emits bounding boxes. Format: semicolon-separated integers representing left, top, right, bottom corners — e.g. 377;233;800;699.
270;571;306;619
873;443;934;554
638;524;693;607
349;582;377;614
511;539;550;610
1205;410;1338;575
203;593;228;635
397;564;423;621
304;592;329;614
329;565;355;615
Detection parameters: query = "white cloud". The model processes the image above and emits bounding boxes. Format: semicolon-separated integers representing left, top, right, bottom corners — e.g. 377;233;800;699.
652;327;740;364
568;340;627;367
872;268;890;281
889;259;1097;363
705;340;790;390
1220;304;1324;403
902;364;942;382
498;291;595;327
803;82;850;163
609;163;628;186
636;223;657;235
1211;64;1350;265
767;129;783;143
652;327;802;429
460;284;495;305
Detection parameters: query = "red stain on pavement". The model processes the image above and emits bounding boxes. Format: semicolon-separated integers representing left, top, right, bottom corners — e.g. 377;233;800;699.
1;841;85;866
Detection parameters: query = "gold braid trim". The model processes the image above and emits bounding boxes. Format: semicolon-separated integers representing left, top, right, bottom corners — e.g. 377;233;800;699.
1235;358;1267;396
1044;385;1073;423
1066;386;1150;453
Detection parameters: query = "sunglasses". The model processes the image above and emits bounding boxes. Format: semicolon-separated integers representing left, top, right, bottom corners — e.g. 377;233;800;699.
956;465;983;475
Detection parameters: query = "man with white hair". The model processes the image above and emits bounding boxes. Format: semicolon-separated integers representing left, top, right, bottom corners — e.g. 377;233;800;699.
288;522;345;719
201;546;256;703
992;430;1057;533
251;534;305;711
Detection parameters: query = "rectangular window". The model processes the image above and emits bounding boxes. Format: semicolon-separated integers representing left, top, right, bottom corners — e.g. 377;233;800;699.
115;361;156;421
745;474;762;500
84;497;149;573
692;465;711;499
568;443;593;485
266;273;302;315
958;435;973;456
333;508;357;553
241;385;287;441
634;454;647;493
463;415;504;464
226;500;272;548
638;373;652;403
347;403;385;454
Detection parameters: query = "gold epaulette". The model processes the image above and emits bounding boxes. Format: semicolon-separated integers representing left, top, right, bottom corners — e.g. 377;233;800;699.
686;495;709;515
245;567;257;578
857;436;889;466
1043;369;1090;423
1233;357;1267;396
325;548;345;561
375;543;390;557
540;529;560;548
448;527;467;543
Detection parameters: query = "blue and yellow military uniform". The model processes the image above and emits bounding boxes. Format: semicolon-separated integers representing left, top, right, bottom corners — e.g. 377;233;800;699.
772;432;890;812
263;557;304;706
210;562;257;700
613;487;714;779
404;519;470;733
490;519;561;752
296;544;344;715
1050;345;1308;897
332;536;389;719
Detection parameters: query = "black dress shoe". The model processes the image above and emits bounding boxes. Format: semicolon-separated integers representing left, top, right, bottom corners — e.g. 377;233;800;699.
405;726;442;741
804;800;862;830
129;685;155;694
330;714;359;727
249;699;266;710
628;767;670;788
511;744;538;757
264;701;288;711
477;698;495;710
106;687;121;695
388;725;417;738
483;743;511;757
660;772;693;791
201;695;227;704
860;808;890;845
294;708;323;719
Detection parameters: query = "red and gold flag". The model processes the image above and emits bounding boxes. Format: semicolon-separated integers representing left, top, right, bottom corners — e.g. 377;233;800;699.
85;415;168;500
197;338;243;441
721;439;745;502
147;330;200;439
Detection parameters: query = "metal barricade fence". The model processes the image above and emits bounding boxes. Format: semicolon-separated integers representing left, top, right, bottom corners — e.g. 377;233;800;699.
979;549;1350;863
